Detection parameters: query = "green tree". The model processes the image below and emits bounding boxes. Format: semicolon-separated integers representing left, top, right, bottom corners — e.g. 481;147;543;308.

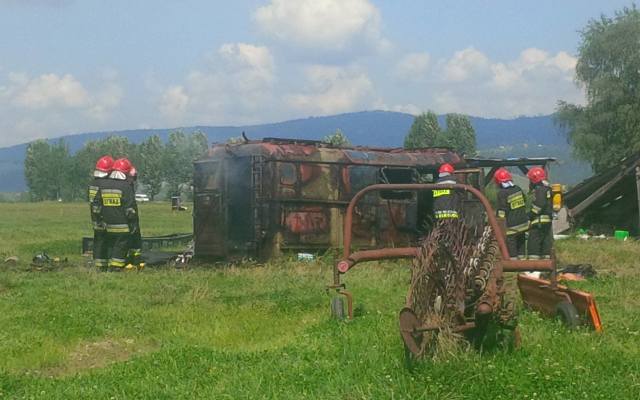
24;139;71;201
404;111;441;149
443;113;477;156
163;131;209;197
68;141;103;200
556;6;640;172
322;129;351;147
404;111;476;155
138;135;164;200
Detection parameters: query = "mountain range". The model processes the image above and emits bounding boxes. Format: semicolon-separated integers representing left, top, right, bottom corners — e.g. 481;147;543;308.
0;110;590;192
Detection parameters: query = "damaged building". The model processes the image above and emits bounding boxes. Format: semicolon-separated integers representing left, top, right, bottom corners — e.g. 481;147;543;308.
564;154;640;235
192;138;559;260
193;138;466;260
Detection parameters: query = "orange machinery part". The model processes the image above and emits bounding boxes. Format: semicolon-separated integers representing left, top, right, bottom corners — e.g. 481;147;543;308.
517;274;602;333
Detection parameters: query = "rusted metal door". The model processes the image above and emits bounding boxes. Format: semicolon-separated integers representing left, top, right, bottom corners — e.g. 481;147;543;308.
194;161;227;258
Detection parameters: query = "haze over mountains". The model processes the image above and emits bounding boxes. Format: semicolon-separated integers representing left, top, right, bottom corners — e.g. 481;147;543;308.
0;111;589;192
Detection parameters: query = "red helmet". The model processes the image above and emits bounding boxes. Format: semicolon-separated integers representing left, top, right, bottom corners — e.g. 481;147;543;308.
112;158;132;175
494;168;512;184
95;155;114;172
527;167;546;184
438;163;455;175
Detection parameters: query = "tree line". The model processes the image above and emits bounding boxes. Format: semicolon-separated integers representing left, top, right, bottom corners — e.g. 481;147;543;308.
25;131;209;201
556;6;640;173
404;112;476;155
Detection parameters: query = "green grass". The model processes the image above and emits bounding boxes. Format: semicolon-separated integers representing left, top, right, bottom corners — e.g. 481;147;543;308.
0;203;639;399
0;201;192;264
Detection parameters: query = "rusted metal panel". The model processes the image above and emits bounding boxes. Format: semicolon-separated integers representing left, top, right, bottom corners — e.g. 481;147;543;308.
194;139;464;260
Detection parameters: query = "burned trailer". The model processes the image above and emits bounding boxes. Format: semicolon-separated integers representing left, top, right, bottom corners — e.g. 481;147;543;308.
193;138;464;260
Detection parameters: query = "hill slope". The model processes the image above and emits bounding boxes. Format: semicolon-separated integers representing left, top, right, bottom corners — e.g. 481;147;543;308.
0;111;588;191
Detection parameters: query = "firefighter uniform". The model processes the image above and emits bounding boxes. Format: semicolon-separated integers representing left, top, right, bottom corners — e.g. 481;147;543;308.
93;175;137;269
496;185;529;259
527;182;553;259
88;176;110;268
432;175;461;220
126;174;142;268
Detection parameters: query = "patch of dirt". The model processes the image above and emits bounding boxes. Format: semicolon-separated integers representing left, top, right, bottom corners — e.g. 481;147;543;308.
39;338;159;377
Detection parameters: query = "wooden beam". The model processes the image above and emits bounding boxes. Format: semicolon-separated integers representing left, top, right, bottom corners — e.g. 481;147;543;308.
484;166;499;188
569;163;637;217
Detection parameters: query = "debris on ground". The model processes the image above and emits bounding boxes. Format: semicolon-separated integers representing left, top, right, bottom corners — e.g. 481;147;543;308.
4;256;19;265
558;264;597;281
30;252;68;271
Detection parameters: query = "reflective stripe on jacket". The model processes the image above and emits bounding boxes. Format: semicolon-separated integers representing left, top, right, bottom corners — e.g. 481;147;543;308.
497;185;529;235
529;182;552;224
432;176;461;219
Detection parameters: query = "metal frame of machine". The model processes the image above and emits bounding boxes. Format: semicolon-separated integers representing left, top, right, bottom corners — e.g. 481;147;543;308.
329;183;602;355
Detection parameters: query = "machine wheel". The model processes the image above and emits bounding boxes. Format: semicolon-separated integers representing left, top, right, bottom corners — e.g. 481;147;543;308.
556;301;580;329
331;297;345;320
399;307;426;369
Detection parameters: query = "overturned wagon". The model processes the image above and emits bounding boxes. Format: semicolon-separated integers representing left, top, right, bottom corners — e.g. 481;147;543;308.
193;138;463;260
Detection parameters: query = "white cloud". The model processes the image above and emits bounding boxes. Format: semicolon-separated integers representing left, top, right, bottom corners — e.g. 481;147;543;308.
394;52;430;81
429;47;583;117
286;65;374;114
0;71;124;146
2;72;122;118
87;82;123;121
158;43;276;125
14;73;89;109
373;100;422;115
442;47;491;82
253;0;388;52
159;85;189;122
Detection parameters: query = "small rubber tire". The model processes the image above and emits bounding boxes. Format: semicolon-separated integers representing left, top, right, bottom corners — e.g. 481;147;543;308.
556;301;580;329
331;297;345;320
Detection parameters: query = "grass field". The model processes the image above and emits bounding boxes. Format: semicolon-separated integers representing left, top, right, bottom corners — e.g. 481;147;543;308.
0;202;639;399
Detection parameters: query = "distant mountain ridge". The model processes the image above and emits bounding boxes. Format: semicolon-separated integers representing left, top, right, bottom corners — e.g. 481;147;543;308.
0;110;583;192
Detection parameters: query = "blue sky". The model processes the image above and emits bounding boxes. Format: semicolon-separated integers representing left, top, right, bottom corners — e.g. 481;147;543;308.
0;0;633;146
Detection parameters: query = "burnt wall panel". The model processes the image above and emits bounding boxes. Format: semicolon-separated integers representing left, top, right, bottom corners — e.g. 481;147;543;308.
227;157;254;247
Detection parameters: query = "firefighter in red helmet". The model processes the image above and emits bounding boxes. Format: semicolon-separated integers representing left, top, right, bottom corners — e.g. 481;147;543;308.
494;168;529;259
92;157;137;270
527;166;553;259
126;166;143;270
88;155;114;269
432;163;461;220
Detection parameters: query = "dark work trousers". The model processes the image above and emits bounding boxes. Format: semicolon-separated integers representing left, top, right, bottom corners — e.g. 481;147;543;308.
128;226;143;267
506;232;526;259
92;229;109;268
528;222;552;259
106;233;131;268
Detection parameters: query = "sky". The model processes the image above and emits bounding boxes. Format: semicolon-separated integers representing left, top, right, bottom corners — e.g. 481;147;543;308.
0;0;633;147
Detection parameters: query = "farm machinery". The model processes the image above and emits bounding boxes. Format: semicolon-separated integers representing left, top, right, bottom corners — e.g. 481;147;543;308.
328;183;602;360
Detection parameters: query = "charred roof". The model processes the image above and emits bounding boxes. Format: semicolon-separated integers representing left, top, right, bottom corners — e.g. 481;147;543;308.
198;138;464;168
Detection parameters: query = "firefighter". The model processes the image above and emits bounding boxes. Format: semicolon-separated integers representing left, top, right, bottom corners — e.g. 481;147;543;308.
432;163;461;220
88;155;114;269
527;167;553;259
126;166;143;270
93;157;137;270
494;168;529;259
